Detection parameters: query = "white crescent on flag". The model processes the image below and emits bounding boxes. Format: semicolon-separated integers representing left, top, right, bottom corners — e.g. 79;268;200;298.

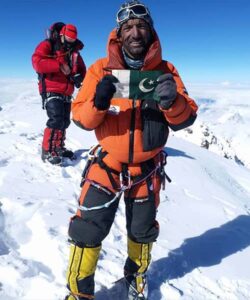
139;78;155;93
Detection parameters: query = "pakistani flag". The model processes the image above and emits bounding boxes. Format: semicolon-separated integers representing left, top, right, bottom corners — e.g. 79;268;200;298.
112;70;164;102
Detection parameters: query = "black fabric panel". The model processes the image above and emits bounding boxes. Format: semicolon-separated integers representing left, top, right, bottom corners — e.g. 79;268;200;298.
141;99;169;151
63;102;71;129
77;274;95;296
125;197;159;243
67;273;95;297
46;98;70;129
168;113;197;132
69;185;119;246
124;256;140;274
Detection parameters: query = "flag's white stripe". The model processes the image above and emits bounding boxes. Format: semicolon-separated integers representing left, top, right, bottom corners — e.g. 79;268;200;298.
112;70;130;98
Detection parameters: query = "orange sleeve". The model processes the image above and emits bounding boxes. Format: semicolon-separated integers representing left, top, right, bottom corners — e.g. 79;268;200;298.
160;62;198;131
71;59;107;130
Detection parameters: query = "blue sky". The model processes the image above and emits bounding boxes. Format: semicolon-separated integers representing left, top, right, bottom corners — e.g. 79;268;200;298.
1;0;250;83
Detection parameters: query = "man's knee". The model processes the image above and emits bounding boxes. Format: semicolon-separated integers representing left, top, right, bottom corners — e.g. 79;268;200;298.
69;183;119;246
46;98;65;129
68;215;107;247
130;221;159;243
46;118;65;129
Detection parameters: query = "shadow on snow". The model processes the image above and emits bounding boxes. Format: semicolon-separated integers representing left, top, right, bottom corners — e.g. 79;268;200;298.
62;148;89;167
95;215;250;299
149;215;250;294
164;147;195;160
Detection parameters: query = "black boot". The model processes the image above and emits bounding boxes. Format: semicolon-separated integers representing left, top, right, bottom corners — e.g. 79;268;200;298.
125;272;148;300
60;147;76;159
41;149;62;165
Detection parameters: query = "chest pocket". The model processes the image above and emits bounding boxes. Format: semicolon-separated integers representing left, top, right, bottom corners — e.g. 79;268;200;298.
141;99;169;151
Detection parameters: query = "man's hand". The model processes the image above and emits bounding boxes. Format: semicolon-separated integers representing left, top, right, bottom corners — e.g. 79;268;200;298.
60;63;71;75
71;73;83;88
155;74;177;109
94;75;117;110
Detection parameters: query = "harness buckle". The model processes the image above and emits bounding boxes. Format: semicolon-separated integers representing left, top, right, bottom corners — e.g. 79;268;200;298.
87;144;102;160
120;169;131;190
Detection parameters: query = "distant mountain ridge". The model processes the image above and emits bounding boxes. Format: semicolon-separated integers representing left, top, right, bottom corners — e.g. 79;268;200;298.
173;120;246;167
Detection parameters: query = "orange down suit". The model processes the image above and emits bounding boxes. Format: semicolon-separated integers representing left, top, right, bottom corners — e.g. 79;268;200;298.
72;30;197;238
72;29;197;163
70;29;198;245
72;30;197;239
66;28;198;299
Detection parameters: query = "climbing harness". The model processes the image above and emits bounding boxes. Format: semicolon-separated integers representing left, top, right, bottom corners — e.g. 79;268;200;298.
78;145;171;212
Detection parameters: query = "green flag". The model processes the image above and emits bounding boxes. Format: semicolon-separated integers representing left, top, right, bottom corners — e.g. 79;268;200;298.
112;70;164;102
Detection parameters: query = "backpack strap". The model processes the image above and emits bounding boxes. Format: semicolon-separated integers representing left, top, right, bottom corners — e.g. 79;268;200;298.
37;72;47;109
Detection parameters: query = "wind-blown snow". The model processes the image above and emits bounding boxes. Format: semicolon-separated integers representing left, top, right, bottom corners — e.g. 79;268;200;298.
0;80;250;300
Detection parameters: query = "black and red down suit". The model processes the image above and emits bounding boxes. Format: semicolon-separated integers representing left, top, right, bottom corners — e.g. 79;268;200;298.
32;27;86;163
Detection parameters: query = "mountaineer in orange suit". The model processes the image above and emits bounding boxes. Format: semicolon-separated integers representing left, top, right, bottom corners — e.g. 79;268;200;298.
65;1;198;299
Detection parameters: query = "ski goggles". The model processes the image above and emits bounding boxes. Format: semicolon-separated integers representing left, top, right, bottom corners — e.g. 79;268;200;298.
116;3;150;24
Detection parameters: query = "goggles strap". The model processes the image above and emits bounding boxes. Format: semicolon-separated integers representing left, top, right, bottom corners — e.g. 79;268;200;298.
117;4;148;23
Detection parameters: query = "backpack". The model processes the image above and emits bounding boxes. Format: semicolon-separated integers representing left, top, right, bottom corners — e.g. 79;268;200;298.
46;22;65;45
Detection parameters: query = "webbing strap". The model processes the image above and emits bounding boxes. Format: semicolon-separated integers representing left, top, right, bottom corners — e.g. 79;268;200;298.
38;73;47;109
96;151;120;190
91;151;161;192
131;157;155;186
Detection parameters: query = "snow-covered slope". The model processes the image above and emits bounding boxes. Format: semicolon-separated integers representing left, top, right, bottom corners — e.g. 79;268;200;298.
0;80;250;300
174;82;250;168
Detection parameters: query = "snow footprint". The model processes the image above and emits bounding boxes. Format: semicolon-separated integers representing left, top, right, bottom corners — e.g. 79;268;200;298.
0;120;15;134
20;132;43;141
0;158;9;168
0;201;10;255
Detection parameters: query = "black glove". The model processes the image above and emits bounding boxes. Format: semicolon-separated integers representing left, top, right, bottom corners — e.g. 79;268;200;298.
155;74;177;109
94;75;117;110
71;73;83;88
